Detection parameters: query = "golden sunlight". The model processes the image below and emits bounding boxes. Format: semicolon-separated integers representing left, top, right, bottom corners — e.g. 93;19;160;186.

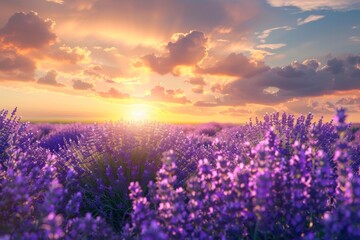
128;104;151;121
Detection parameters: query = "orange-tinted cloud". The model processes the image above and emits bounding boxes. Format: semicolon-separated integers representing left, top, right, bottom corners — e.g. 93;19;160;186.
98;87;129;99
83;65;102;77
210;82;226;93
0;48;35;81
194;99;221;107
191;85;205;94
286;99;336;115
67;0;98;10
90;47;135;79
37;70;64;87
186;76;206;86
0;11;56;49
46;0;64;4
48;45;90;64
336;96;360;106
145;85;190;104
0;11;98;82
197;53;269;78
72;79;94;90
141;31;208;75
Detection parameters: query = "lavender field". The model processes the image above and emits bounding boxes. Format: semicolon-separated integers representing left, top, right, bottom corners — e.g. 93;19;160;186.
1;108;360;239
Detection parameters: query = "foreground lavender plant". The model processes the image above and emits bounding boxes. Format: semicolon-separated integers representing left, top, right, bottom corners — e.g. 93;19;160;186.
323;109;360;239
1;107;360;239
125;109;360;239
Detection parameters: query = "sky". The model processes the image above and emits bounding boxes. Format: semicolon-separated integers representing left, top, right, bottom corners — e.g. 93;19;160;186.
0;0;359;123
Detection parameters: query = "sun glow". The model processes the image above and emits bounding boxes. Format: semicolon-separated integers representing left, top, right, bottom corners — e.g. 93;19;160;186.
128;104;151;121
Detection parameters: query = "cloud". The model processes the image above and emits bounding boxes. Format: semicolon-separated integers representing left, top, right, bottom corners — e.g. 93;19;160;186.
256;43;286;50
347;55;360;64
83;64;115;83
210;82;226;93
191;85;204;94
256;26;293;41
254;107;280;116
186;77;206;86
49;0;260;40
189;79;206;93
67;0;98;10
83;65;103;77
140;30;208;75
286;100;336;115
297;15;325;25
72;79;94;90
335;97;360;112
106;79;116;84
0;11;56;49
229;57;355;104
336;97;360;105
350;36;360;42
37;70;64;86
194;100;220;107
98;87;129;99
196;55;360;106
0;49;35;81
144;85;190;104
197;53;269;78
267;0;360;11
285;96;359;114
46;0;64;4
49;46;91;64
90;47;134;78
324;58;344;74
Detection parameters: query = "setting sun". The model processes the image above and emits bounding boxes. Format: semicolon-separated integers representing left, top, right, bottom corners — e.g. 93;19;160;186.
128;104;150;121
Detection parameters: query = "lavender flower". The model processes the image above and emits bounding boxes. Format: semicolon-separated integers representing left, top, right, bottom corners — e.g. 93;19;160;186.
1;107;359;239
